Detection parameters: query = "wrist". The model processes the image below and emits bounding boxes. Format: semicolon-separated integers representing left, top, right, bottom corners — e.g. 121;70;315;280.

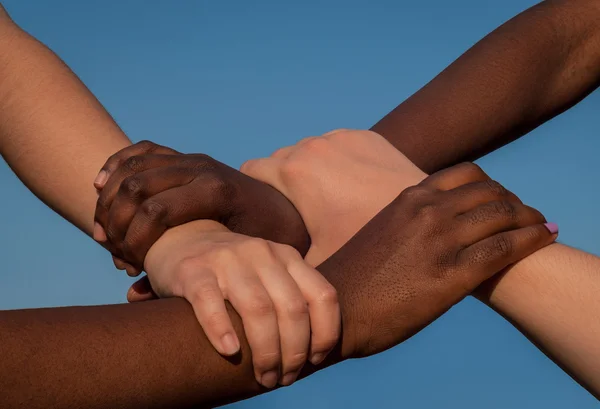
145;220;229;272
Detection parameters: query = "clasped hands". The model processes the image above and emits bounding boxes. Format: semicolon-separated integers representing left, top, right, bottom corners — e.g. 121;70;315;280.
92;130;556;388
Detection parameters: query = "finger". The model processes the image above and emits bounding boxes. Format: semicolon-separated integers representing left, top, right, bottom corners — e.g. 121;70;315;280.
126;276;157;302
239;157;287;195
279;245;340;367
225;262;281;388
445;180;523;214
251;244;311;386
459;222;558;288
421;162;490;191
124;179;234;268
112;256;127;270
296;136;319;146
105;166;196;261
112;256;141;276
181;269;241;357
456;201;546;245
270;146;295;159
95;141;179;189
95;154;184;242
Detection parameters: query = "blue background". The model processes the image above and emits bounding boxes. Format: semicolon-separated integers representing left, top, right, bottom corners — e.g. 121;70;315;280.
0;1;598;407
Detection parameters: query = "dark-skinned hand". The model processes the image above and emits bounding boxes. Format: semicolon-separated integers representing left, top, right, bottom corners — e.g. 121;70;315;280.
313;162;558;359
93;141;310;278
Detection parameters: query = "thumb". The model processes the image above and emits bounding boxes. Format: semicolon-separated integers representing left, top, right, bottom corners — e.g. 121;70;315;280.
126;276;158;303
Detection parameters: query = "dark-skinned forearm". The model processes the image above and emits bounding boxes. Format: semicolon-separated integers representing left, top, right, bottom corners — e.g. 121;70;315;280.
371;0;600;173
0;259;359;409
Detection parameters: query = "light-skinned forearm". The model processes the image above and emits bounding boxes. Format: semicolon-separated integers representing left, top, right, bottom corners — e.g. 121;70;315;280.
372;0;600;173
368;0;600;395
0;6;130;235
475;243;600;398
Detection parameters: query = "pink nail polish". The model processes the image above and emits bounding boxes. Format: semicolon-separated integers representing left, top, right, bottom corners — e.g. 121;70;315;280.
544;222;559;234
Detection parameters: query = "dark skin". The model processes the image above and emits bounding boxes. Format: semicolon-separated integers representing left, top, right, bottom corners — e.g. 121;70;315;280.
2;164;556;409
93;142;310;275
95;0;600;272
3;0;598;406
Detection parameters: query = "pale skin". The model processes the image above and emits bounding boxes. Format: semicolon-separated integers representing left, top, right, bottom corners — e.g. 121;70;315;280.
1;0;600;406
242;129;600;397
0;5;341;387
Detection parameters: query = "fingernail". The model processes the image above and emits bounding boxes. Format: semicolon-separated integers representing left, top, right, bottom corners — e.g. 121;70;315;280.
544;222;559;235
280;371;299;386
94;170;108;188
310;353;325;365
125;265;141;277
260;370;279;388
221;333;240;356
93;222;107;242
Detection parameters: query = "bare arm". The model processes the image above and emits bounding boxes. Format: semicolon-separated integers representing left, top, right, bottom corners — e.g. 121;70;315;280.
2;166;555;409
475;244;600;398
0;5;130;235
367;0;600;396
372;0;600;173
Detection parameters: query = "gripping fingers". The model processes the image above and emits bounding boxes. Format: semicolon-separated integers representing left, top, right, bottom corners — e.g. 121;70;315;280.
124;180;234;268
126;276;157;302
225;266;281;388
94;154;186;244
459;223;558;286
420;162;490;191
251;246;311;386
457;201;546;244
181;267;241;357
94;141;178;189
281;247;340;367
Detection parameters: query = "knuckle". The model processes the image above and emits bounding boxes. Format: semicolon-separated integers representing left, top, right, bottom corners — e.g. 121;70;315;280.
280;157;304;180
415;203;440;226
123;155;146;172
399;185;430;202
314;284;339;306
270;147;289;158
120;175;146;199
283;298;309;318
205;174;235;203
275;243;301;259
302;137;329;153
493;200;518;221
239;159;255;174
285;352;308;370
190;153;216;170
484;179;509;198
244;238;275;258
211;246;237;264
254;350;280;370
140;199;167;222
322;128;351;137
434;250;459;274
458;162;485;179
136;140;157;151
492;235;514;257
248;293;275;317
